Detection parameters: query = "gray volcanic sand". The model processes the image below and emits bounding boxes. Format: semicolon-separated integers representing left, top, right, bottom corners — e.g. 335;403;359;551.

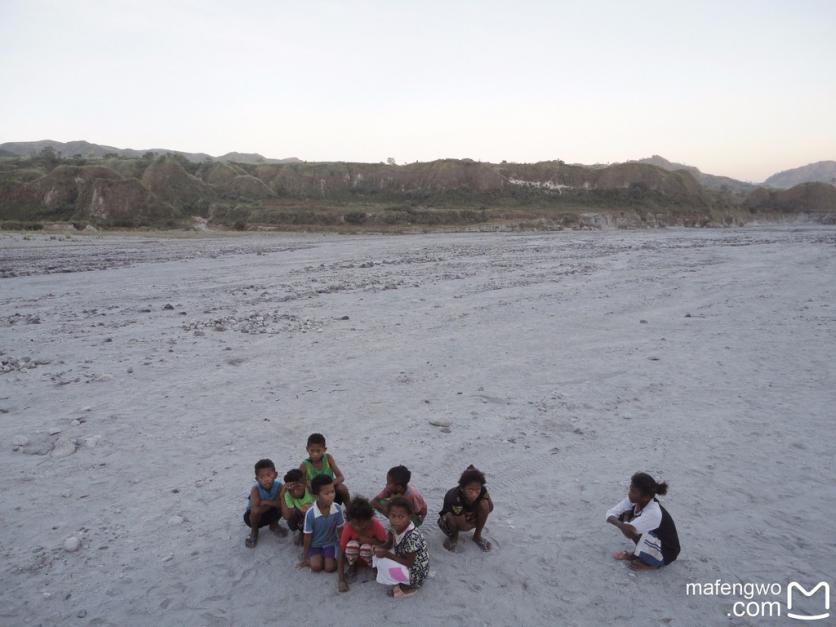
1;227;834;626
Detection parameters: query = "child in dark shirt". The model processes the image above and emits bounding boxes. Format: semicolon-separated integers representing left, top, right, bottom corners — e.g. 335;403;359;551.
437;465;494;552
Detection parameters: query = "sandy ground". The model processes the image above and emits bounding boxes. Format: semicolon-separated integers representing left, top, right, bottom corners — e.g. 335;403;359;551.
1;227;834;626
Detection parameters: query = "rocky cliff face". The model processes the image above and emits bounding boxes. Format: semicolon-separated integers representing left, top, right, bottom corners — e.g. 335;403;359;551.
1;153;834;229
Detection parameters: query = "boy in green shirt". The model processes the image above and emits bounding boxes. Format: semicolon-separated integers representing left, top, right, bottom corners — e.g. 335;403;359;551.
280;468;315;545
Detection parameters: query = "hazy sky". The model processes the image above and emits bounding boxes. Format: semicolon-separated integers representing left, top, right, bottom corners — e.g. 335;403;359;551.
2;1;834;181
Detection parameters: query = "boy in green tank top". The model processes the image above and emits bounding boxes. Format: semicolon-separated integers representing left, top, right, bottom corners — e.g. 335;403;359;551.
299;433;351;508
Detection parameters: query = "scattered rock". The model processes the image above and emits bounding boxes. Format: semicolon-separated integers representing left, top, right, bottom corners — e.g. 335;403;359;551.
48;427;62;435
63;537;81;552
163;303;174;310
70;419;81;426
639;319;648;324
93;374;113;383
684;313;692;318
429;419;452;428
339;315;350;320
77;609;88;618
51;437;77;458
162;553;174;562
12;435;29;447
168;515;184;525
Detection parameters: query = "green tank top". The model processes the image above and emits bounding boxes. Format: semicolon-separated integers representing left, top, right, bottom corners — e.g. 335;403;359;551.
303;455;333;481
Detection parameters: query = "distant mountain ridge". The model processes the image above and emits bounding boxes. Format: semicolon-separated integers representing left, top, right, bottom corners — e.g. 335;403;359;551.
630;155;755;192
763;161;836;189
0;140;301;165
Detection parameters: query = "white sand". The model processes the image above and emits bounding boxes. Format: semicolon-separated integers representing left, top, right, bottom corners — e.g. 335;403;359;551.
1;227;834;626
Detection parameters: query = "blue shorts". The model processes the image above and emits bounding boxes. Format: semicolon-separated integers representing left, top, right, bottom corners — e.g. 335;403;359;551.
307;545;337;560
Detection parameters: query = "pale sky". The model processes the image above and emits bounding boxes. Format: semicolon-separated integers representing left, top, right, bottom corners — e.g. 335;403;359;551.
2;0;835;181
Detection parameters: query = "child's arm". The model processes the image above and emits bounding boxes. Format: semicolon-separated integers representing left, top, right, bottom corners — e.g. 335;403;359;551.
297;533;311;568
374;531;417;568
278;484;293;520
248;486;268;514
327;454;345;486
337;549;348;592
261;488;283;513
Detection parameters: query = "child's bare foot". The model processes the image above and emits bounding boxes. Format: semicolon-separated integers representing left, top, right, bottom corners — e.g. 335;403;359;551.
269;521;288;537
245;532;258;548
393;584;417;599
443;535;458;551
629;560;656;571
338;580;349;593
293;531;304;546
612;551;632;561
472;535;491;552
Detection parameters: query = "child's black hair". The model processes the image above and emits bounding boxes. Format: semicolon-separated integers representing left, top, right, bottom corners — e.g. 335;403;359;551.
346;496;374;521
387;495;413;516
284;468;304;483
458;464;486;488
311;473;334;495
254;458;275;473
387;465;411;488
306;433;326;447
631;472;669;497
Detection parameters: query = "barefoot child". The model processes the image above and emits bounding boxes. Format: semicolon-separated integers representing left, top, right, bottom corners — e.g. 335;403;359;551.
372;496;430;598
299;474;345;573
606;472;681;571
243;458;288;548
337;496;388;593
280;468;315;545
299;433;351;508
438;465;494;552
371;465;428;526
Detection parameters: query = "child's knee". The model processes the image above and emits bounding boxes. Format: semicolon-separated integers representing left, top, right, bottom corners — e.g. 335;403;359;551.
324;560;337;573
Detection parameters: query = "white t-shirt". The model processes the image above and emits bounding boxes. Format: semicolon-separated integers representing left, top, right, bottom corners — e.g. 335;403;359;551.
606;497;662;535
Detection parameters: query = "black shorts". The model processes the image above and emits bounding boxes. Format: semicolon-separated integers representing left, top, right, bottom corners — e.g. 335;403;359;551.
243;508;280;528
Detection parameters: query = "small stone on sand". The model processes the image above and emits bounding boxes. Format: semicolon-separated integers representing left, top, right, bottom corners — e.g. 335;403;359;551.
64;537;81;552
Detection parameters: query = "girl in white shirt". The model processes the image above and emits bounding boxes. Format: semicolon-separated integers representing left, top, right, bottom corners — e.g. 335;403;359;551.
606;472;680;571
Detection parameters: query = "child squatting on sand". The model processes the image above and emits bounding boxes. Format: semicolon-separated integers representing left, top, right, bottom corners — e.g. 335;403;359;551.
337;496;388;593
243;458;288;548
371;465;428;526
606;472;681;571
299;474;345;573
279;468;314;545
300;433;351;508
372;496;430;599
437;465;494;551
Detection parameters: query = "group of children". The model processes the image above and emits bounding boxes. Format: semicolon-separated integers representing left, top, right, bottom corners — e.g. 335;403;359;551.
243;433;680;597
